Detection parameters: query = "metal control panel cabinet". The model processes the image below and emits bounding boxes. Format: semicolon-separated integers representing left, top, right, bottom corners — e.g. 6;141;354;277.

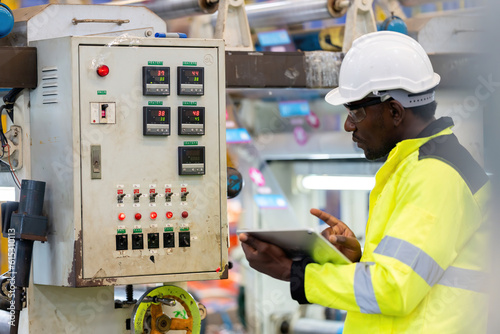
30;36;228;287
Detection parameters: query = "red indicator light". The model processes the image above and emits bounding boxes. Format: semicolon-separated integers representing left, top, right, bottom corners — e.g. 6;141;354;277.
150;212;157;220
135;213;142;220
182;211;188;219
166;212;173;219
97;65;109;77
118;213;126;221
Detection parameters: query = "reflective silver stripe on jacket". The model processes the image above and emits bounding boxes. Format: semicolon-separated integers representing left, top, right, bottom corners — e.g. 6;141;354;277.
353;239;487;313
354;262;381;314
374;236;444;286
437;266;488;293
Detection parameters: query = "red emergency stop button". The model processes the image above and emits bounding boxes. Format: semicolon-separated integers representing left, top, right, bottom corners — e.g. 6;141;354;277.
118;213;126;221
97;65;109;77
150;212;157;220
166;211;173;219
181;211;188;219
135;213;142;220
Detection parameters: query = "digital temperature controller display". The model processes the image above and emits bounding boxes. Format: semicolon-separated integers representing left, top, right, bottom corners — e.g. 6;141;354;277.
178;146;205;175
143;66;170;96
178;107;205;135
177;67;204;96
143;107;171;136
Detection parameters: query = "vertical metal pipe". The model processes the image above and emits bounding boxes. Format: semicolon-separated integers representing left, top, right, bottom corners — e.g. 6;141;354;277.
14;180;45;288
8;290;21;334
9;180;46;334
17;180;45;216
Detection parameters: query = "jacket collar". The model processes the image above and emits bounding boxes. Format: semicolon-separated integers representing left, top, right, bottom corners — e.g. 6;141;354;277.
416;117;455;139
375;116;454;190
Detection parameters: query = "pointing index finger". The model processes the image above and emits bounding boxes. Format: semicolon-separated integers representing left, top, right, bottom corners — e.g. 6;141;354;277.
310;208;341;228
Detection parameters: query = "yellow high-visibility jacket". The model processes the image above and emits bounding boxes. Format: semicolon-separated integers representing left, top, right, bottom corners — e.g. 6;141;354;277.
291;117;490;333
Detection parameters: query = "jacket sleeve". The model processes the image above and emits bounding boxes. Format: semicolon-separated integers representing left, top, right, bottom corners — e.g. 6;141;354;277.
291;158;484;315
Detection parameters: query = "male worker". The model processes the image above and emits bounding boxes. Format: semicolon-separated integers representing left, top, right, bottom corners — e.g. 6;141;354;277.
239;31;490;333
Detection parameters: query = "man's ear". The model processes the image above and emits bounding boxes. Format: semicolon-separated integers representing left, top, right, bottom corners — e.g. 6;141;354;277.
388;100;406;127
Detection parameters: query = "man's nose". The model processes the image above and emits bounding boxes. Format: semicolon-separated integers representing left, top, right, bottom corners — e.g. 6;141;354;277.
344;116;356;132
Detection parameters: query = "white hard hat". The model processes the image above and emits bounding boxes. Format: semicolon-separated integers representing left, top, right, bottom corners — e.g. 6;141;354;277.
325;31;440;106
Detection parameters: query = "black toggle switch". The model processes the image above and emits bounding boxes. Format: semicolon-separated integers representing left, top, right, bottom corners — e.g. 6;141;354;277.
117;193;126;203
134;193;142;203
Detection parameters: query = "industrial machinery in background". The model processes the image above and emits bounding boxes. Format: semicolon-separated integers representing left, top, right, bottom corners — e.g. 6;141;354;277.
0;4;228;333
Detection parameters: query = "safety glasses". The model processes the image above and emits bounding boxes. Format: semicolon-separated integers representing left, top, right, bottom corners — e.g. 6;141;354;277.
344;97;393;123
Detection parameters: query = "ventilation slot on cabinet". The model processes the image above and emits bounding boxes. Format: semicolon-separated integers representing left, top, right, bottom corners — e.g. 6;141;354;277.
41;66;59;104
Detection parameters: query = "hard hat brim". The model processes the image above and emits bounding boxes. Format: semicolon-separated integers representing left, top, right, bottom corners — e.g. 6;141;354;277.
324;73;441;106
324;87;358;106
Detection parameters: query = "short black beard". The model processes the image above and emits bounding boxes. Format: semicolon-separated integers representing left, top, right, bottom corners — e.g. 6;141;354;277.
365;149;390;161
363;140;397;161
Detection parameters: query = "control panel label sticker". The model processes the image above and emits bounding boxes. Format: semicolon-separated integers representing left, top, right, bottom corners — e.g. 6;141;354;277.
148;61;164;65
148;101;163;105
97;90;107;95
182;101;197;106
184;141;198;146
183;61;197;66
